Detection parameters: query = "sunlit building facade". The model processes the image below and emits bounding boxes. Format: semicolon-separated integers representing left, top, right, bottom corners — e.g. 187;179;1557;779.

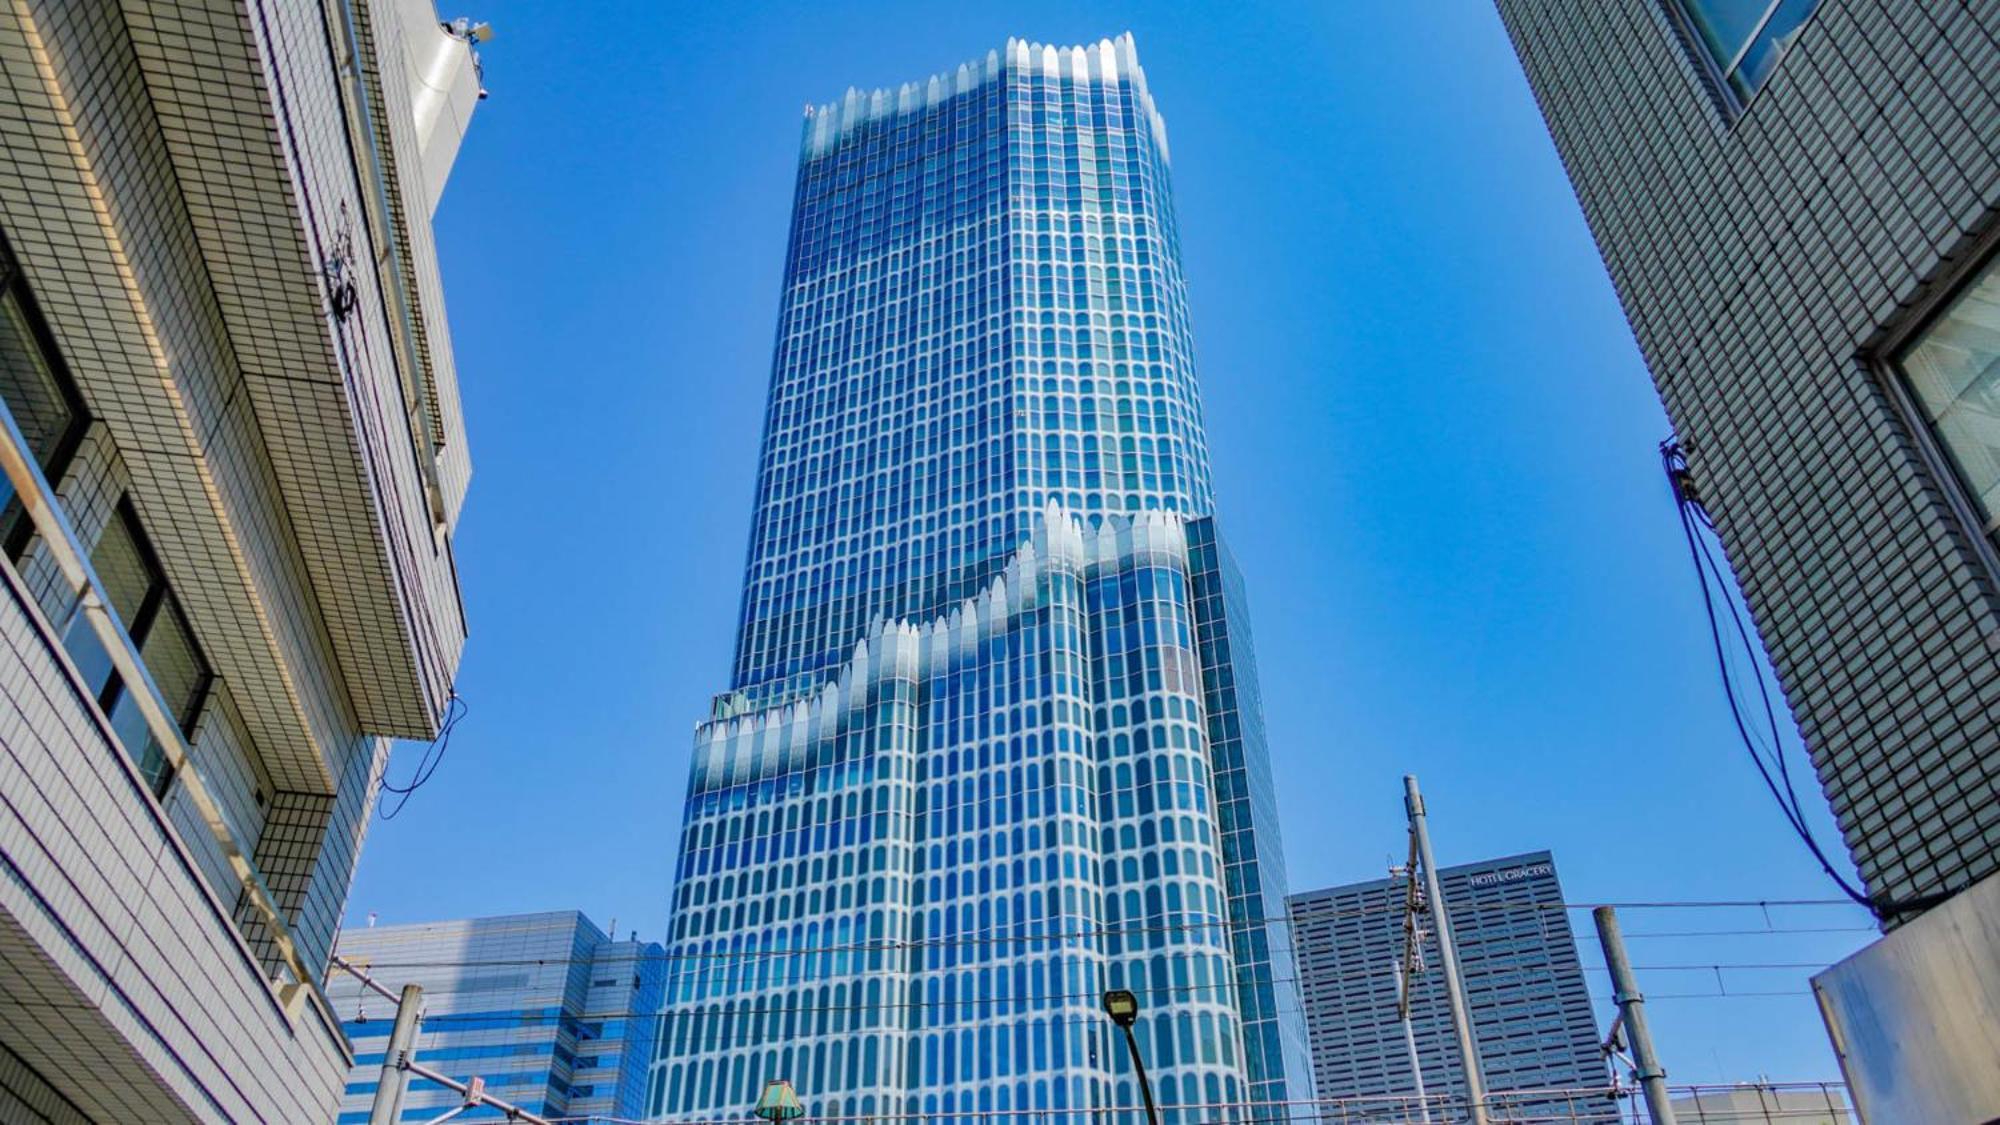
648;35;1309;1125
331;912;665;1124
0;1;480;1120
1290;853;1610;1122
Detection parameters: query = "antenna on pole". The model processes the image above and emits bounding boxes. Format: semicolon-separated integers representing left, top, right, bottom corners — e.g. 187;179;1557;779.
1404;775;1490;1125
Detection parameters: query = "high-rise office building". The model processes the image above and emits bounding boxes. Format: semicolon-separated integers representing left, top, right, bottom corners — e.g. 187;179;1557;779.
648;35;1309;1125
330;912;666;1124
0;1;481;1120
1495;2;1999;1118
1289;852;1609;1121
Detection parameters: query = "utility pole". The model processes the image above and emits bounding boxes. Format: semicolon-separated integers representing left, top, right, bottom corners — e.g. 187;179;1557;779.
1593;907;1676;1125
1404;775;1488;1125
1391;960;1432;1125
368;982;423;1125
1392;858;1433;1125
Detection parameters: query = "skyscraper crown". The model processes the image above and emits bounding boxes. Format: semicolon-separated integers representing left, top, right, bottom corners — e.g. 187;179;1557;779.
802;34;1169;161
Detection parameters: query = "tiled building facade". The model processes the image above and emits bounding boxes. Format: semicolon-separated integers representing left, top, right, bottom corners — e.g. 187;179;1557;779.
650;36;1310;1125
0;0;481;1119
330;912;666;1123
1289;853;1610;1122
1493;0;2000;922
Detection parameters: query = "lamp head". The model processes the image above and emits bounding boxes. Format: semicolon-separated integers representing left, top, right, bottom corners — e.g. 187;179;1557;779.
754;1079;805;1123
1102;989;1140;1028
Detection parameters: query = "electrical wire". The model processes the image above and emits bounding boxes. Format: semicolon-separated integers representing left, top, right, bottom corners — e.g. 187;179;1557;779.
380;692;468;820
337;894;1863;968
1618;925;1872;938
365;977;1813;1041
1660;440;1950;922
335;956;1827;1018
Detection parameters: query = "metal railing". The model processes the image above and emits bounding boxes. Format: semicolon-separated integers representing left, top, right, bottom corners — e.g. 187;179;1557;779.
0;395;327;1026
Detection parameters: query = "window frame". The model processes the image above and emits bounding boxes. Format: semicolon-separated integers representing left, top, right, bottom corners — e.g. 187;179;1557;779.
81;499;215;798
0;232;92;559
1660;0;1823;119
1872;235;2000;590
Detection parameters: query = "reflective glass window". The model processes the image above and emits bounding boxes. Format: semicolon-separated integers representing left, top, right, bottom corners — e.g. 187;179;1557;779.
1673;0;1823;104
1896;253;2000;550
63;502;213;796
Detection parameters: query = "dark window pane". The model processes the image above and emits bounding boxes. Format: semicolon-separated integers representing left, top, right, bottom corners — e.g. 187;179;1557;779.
105;689;168;794
89;511;152;627
139;603;209;731
0;289;77;469
61;503;212;797
60;506;148;701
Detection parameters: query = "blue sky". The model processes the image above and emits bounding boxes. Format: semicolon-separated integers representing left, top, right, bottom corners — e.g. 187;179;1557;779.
348;1;1873;1086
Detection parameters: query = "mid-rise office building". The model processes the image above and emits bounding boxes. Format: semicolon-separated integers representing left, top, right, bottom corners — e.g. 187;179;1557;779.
0;1;481;1120
648;35;1310;1125
1289;852;1610;1121
330;912;667;1123
1495;2;1999;1117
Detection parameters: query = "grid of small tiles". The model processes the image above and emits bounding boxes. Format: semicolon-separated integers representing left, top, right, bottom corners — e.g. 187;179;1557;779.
1288;854;1611;1122
0;0;476;1118
0;1040;91;1125
1493;0;2000;917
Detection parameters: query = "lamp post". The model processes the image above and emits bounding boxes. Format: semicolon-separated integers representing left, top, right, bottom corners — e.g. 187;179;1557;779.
755;1080;805;1125
1101;990;1160;1125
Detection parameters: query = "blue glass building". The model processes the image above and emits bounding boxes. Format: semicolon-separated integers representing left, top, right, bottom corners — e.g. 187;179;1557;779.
331;912;666;1123
650;36;1309;1125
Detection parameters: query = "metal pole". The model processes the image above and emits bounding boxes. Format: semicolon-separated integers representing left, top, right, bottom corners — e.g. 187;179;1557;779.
1118;1024;1162;1125
1392;961;1432;1125
1592;907;1676;1125
402;1060;556;1125
329;953;402;1006
368;983;423;1125
1404;775;1488;1125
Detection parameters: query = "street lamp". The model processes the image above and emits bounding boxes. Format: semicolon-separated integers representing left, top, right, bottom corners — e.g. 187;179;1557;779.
754;1080;805;1125
1101;990;1160;1125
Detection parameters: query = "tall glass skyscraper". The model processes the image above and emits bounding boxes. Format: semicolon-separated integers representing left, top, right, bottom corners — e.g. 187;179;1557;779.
649;36;1309;1125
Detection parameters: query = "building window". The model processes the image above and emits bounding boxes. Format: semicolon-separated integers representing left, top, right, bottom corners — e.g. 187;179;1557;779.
0;246;89;556
1894;252;2000;553
60;500;214;796
1671;0;1823;106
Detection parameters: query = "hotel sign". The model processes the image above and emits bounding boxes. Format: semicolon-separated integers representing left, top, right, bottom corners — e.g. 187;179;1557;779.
1467;862;1552;888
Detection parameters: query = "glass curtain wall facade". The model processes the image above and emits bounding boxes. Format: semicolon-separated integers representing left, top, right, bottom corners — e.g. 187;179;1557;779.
332;913;667;1123
650;35;1308;1125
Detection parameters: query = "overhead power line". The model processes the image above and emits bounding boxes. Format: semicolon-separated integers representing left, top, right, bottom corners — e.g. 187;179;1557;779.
339;895;1863;969
344;959;1830;1041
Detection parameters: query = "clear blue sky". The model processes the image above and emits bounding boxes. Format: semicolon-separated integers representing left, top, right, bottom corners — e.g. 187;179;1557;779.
348;0;1873;1087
